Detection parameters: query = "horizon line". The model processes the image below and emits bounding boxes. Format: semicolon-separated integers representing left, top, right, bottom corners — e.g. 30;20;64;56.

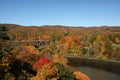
1;23;120;27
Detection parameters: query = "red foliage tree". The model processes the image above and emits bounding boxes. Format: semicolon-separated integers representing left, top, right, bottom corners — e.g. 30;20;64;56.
33;57;52;70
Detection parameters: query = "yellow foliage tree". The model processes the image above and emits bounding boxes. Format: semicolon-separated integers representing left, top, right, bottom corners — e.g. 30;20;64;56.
31;62;58;80
115;37;120;43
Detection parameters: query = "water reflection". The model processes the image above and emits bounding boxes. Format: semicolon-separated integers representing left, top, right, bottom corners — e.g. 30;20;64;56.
75;66;120;80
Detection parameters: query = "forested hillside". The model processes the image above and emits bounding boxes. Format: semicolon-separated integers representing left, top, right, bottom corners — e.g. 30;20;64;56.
0;24;120;79
3;24;120;60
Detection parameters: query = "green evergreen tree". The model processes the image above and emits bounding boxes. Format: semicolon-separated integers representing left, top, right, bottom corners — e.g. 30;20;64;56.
0;24;9;58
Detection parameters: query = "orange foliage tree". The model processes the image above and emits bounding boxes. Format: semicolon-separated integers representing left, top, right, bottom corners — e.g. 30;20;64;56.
59;36;81;49
11;45;41;65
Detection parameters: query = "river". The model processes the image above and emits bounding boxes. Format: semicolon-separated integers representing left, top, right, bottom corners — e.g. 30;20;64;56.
75;66;120;80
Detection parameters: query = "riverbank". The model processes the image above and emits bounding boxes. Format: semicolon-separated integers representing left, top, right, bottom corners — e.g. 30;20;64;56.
66;56;120;74
75;66;120;80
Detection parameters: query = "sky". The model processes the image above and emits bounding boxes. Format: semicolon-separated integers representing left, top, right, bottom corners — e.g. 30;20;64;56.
0;0;120;27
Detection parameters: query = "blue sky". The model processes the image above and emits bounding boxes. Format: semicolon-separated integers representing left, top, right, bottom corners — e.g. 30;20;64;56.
0;0;120;27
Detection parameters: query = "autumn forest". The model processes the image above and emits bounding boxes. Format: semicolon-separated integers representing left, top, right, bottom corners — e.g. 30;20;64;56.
0;24;120;80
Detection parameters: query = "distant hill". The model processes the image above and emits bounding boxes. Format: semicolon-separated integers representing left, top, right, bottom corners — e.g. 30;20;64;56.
2;23;120;34
2;23;120;28
1;23;120;61
2;23;120;35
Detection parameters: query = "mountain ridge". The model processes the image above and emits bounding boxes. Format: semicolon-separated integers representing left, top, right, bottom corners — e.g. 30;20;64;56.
2;23;120;28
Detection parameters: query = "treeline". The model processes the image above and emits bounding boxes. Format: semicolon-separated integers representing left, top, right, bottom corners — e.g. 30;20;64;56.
2;24;120;61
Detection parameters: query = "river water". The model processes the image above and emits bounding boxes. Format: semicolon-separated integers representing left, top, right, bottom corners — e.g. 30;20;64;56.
75;66;120;80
